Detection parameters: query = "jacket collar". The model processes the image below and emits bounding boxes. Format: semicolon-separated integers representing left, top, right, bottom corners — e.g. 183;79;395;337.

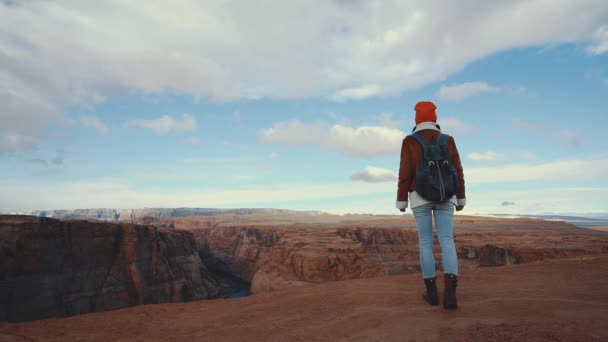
414;122;441;133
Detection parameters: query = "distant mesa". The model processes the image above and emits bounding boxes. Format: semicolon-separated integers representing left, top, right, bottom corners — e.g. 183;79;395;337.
7;208;324;222
489;213;608;228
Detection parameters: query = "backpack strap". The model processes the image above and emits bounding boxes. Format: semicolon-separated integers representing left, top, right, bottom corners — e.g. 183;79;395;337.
409;132;428;148
438;134;449;145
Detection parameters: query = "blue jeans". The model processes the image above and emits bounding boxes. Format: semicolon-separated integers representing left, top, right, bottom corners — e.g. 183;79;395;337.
412;200;458;279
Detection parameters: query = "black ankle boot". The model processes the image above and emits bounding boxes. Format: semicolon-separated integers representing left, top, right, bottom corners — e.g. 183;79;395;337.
443;273;458;309
423;277;439;306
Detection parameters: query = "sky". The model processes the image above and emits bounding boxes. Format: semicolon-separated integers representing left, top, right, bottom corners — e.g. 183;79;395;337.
1;0;607;216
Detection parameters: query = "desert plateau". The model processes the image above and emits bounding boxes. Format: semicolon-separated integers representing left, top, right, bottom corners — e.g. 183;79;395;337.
1;210;607;341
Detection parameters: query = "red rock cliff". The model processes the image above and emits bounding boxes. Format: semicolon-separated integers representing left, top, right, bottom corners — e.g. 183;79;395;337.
192;222;608;294
0;216;240;322
193;226;423;293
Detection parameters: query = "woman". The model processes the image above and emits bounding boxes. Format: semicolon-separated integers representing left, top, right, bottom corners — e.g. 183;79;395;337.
396;101;466;309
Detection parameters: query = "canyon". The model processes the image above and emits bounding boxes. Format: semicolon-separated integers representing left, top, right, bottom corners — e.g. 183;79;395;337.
0;215;244;322
1;211;608;329
186;215;608;294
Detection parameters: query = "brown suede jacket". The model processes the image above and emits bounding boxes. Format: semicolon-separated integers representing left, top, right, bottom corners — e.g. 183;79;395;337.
397;126;466;204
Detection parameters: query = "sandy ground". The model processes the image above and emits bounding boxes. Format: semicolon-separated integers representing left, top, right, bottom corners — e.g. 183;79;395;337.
590;226;608;232
1;255;607;342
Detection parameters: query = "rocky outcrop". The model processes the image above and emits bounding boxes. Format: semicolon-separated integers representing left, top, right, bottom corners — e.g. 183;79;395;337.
191;224;608;294
459;244;590;266
3;213;607;321
192;226;437;293
0;215;243;322
336;228;421;275
4;212;606;321
193;227;391;294
460;245;522;266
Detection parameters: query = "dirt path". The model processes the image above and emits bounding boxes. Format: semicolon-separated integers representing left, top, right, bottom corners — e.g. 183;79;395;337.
2;256;607;342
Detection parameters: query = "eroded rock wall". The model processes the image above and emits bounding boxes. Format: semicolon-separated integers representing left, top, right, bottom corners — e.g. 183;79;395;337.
0;216;239;322
193;227;391;293
192;224;608;294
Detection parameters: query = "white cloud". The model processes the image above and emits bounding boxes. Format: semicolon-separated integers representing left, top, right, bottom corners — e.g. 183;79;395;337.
269;152;279;159
0;133;38;154
27;156;63;166
467;158;608;184
465;187;608;216
326;112;338;120
468;150;539;163
2;175;607;216
519;151;538;161
234;175;253;181
0;179;395;212
260;117;481;157
584;68;608;87
259;120;404;158
507;85;536;97
439;117;479;135
125;114;197;134
232;111;241;124
2;1;607;147
79;115;109;135
0;71;60;153
259;120;328;146
179;156;255;164
183;137;201;146
560;131;583;148
351;166;397;183
587;25;608;55
468;151;505;162
436;82;499;101
331;85;380;101
328;125;404;157
513;118;582;148
219;141;249;151
376;112;400;128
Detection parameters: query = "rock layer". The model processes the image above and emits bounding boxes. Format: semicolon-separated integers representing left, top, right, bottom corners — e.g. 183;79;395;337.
3;214;608;321
0;215;241;322
193;227;391;293
191;222;608;294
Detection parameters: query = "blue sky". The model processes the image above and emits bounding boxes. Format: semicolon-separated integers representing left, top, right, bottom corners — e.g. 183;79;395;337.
1;1;607;215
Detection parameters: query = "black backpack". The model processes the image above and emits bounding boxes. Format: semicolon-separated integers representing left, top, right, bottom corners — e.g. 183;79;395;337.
409;132;459;202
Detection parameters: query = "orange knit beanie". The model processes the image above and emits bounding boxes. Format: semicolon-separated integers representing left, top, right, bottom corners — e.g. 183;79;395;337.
414;101;437;125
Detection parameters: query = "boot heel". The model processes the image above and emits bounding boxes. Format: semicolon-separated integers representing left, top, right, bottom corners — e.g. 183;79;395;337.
443;273;458;309
423;277;439;306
